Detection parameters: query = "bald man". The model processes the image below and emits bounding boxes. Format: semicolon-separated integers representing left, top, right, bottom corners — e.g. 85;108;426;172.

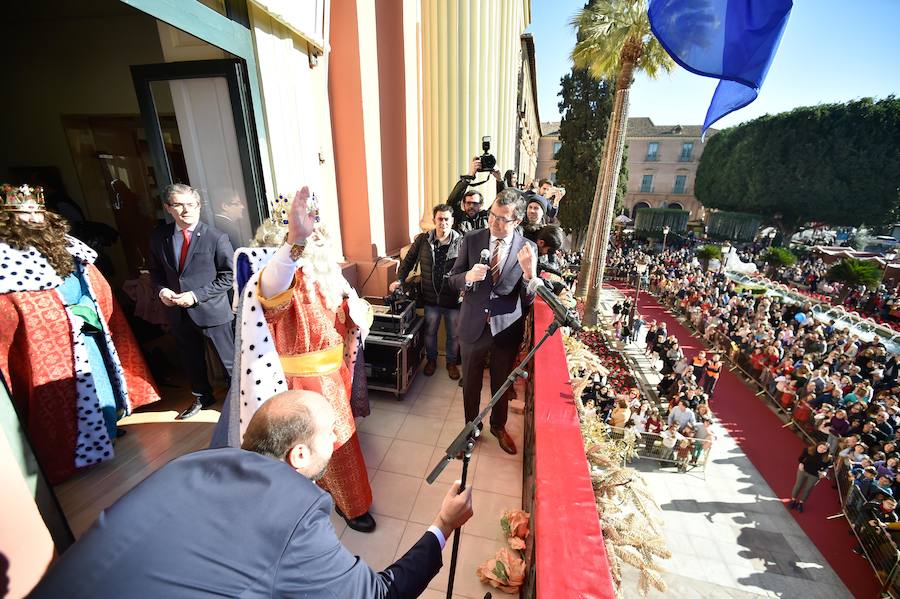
30;391;473;598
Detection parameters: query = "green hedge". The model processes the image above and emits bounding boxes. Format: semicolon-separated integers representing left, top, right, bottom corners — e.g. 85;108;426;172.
706;211;762;242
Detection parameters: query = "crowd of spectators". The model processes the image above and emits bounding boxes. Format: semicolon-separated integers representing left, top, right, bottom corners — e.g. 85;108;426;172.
765;253;900;333
607;239;900;562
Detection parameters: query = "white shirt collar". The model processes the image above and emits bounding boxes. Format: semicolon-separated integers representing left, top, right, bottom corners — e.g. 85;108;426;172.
175;222;199;234
489;231;514;245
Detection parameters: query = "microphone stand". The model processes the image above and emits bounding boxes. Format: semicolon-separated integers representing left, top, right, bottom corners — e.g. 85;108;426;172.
427;315;565;599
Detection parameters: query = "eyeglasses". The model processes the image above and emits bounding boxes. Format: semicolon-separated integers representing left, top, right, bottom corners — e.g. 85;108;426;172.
488;211;517;224
169;201;199;211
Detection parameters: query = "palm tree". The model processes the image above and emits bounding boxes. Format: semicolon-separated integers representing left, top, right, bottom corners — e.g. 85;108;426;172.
760;247;797;278
826;258;883;302
694;244;722;272
571;0;674;325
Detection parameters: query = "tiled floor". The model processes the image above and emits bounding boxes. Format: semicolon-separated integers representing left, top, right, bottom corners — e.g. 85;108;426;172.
341;358;526;598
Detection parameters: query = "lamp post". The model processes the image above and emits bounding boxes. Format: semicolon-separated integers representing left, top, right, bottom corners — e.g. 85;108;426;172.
630;254;649;324
662;225;670;252
767;229;777;247
720;241;732;275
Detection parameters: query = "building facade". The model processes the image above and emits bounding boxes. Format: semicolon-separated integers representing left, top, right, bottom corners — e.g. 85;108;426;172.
535;121;560;184
622;117;717;222
515;33;541;188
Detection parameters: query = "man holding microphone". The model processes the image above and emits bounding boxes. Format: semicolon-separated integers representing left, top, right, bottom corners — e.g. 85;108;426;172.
449;188;538;455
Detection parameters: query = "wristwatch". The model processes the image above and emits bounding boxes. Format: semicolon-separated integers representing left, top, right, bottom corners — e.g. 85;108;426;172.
282;233;305;261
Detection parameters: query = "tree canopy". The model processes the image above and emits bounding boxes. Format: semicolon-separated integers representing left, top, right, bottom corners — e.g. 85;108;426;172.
695;97;900;232
554;67;622;235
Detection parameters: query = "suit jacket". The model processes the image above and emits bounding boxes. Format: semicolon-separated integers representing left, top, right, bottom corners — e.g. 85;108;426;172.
448;228;536;345
29;448;442;599
149;221;235;327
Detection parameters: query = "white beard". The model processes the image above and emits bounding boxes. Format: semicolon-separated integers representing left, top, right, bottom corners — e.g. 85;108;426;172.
297;226;348;312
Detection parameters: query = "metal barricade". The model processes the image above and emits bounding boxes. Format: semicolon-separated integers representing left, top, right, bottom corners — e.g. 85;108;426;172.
606;426;711;478
837;458;900;596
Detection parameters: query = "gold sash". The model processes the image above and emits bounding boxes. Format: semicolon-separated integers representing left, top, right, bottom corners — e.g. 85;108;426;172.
280;344;344;377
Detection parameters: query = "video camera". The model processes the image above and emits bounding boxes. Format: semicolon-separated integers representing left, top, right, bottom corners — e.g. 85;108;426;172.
384;285;414;313
476;136;497;173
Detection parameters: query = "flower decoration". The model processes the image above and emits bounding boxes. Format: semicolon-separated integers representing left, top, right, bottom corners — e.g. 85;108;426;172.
501;508;530;542
476;547;526;593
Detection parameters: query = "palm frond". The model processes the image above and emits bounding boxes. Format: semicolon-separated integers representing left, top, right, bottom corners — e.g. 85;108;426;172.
571;0;675;82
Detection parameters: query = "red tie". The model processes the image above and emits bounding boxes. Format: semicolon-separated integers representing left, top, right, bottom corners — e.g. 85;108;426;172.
178;228;191;272
490;239;503;284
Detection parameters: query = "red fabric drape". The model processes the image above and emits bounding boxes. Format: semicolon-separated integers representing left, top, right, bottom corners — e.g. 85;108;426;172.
533;299;616;598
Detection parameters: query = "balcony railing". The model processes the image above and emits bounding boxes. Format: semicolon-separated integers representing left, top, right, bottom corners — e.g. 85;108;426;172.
678;154;693;162
644;153;659;162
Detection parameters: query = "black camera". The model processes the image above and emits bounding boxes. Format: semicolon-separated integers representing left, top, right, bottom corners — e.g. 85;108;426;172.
477;136;497;172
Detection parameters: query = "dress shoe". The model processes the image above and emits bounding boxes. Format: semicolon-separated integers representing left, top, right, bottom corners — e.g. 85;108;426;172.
336;507;377;533
424;359;437;376
490;427;517;455
447;363;461;380
788;499;797;510
796;503;804;513
177;395;215;420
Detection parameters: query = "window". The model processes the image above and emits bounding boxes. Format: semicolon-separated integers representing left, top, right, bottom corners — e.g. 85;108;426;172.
673;175;687;194
640;174;653;193
645;142;659;161
549;171;557;184
680;142;694;161
552;141;562;156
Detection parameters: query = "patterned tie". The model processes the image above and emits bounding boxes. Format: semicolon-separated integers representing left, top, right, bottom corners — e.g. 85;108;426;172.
178;228;191;272
490;238;503;285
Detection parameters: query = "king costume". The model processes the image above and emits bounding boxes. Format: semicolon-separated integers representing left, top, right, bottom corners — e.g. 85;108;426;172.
213;214;373;521
0;184;160;484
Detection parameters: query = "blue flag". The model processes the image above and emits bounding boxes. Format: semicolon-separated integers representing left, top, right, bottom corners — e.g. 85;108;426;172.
648;0;793;137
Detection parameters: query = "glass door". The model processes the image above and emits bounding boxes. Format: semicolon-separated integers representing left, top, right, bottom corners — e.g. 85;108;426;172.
131;59;265;249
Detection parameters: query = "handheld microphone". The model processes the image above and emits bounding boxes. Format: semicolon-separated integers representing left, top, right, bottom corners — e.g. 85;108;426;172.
528;277;583;330
472;248;491;293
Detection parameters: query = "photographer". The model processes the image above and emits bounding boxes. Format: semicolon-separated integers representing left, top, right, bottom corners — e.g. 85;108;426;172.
537;178;566;222
534;224;569;295
448;156;505;234
391;204;463;379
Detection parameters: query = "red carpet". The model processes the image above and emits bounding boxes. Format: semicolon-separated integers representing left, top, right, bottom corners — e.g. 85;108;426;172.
610;283;879;598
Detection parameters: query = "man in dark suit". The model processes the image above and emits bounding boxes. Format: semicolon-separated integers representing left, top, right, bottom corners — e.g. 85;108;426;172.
149;184;235;419
29;390;474;598
449;188;537;455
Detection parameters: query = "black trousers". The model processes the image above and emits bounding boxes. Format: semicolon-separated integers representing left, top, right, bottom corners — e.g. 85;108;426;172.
459;322;520;431
172;310;235;396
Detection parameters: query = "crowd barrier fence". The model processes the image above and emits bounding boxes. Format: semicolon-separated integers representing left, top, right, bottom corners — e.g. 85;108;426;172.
606;425;712;478
835;457;900;596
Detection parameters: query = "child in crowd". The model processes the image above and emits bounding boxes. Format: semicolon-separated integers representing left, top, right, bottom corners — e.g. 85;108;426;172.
676;426;695;472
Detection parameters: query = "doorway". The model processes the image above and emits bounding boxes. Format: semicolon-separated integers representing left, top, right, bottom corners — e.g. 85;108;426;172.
132;59;266;250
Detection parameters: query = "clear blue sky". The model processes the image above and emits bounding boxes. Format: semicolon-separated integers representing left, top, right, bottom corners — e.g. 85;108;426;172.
527;0;900;130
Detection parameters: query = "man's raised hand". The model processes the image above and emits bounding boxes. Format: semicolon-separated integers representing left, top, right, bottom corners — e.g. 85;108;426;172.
287;187;317;245
517;243;537;280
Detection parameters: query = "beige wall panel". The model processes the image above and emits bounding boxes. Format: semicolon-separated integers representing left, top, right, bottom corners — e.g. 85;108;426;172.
420;0;529;217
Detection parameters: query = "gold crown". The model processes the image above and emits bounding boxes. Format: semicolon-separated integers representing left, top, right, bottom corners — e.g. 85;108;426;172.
269;191;320;226
273;193;291;226
2;184;46;213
